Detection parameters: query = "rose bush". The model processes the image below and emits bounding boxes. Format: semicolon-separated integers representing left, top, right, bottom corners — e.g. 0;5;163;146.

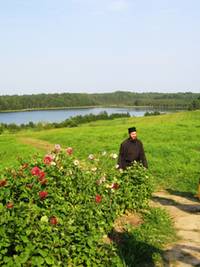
0;146;154;266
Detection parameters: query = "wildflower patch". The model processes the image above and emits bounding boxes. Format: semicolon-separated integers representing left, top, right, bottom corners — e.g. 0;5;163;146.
0;145;154;266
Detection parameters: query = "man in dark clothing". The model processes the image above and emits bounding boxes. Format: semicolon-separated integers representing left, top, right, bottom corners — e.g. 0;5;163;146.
118;127;148;170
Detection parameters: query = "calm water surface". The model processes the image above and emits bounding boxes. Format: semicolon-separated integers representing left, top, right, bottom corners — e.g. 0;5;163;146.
0;107;169;125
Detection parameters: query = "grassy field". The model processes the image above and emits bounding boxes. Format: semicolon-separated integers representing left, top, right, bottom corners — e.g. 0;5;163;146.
1;110;198;265
0;134;44;170
1;110;200;193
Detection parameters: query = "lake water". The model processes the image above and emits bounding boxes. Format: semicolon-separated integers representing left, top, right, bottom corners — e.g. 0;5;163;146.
0;107;170;125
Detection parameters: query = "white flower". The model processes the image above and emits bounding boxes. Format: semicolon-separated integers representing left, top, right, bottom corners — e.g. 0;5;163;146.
102;151;107;156
100;176;106;183
111;153;118;159
91;167;97;172
96;175;106;185
50;161;56;166
88;154;94;160
73;160;80;166
115;164;119;169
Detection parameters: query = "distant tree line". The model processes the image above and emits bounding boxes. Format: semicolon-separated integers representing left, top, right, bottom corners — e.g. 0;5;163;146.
0;91;200;111
144;111;161;116
0;112;130;134
187;96;200;110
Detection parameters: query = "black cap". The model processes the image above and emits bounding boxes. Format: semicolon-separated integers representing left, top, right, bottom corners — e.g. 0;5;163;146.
128;127;136;133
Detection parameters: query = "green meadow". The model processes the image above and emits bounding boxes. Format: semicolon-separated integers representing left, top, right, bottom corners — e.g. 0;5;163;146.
0;110;199;265
1;110;200;193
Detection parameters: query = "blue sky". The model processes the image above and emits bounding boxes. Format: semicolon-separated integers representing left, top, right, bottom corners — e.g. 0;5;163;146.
0;0;200;95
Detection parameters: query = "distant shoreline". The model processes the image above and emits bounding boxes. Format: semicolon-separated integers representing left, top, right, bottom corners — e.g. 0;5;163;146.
0;105;183;113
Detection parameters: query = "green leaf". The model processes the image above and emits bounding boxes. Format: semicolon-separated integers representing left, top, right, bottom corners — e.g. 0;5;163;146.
31;256;44;266
0;203;4;211
21;235;29;243
45;256;54;265
37;248;48;258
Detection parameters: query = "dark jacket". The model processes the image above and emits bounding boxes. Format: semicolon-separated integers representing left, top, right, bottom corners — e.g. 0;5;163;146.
118;138;148;169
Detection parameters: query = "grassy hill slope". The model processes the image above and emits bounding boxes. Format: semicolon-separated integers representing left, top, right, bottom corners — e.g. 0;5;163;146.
1;110;200;193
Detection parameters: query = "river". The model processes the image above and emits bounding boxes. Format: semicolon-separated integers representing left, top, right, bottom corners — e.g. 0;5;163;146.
0;107;172;125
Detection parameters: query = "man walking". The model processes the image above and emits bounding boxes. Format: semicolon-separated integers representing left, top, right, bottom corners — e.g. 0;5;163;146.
118;127;148;170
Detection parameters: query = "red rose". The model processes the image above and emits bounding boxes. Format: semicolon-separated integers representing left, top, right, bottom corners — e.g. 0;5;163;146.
95;194;102;203
0;179;7;187
38;171;46;180
43;155;53;165
50;216;58;225
39;191;48;199
31;166;41;176
111;183;119;190
66;147;73;155
6;202;14;209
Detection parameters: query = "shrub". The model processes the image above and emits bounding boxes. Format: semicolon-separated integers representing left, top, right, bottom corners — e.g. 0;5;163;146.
0;125;4;135
0;147;153;266
144;111;161;116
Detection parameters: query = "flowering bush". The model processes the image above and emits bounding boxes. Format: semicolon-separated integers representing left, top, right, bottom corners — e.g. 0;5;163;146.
0;146;154;266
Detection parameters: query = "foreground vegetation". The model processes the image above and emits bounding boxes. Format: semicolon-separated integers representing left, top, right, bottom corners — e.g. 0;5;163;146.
0;147;175;266
0;109;199;265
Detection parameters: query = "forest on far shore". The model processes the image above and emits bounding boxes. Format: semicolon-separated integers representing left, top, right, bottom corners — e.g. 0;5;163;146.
0;91;200;111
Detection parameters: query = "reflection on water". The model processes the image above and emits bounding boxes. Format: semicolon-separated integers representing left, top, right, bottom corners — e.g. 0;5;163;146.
0;107;173;125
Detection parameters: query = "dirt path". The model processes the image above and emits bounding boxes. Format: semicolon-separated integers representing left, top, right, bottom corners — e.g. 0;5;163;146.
152;191;200;267
18;138;200;266
18;137;55;152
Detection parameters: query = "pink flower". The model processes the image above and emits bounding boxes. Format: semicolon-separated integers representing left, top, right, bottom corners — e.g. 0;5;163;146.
66;147;73;155
111;183;119;190
31;166;41;176
95;194;102;203
39;191;48;199
43;154;54;165
54;144;61;152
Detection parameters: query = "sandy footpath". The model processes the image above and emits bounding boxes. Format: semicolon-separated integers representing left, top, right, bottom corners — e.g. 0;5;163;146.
152;191;200;267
